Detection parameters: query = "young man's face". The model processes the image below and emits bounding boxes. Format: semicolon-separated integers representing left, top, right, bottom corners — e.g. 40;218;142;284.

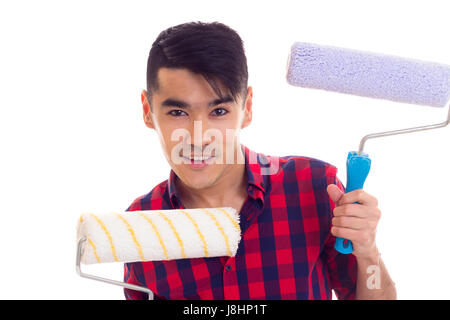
141;67;253;191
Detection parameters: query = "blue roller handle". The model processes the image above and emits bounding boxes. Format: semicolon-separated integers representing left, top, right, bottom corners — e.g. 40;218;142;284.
334;151;371;254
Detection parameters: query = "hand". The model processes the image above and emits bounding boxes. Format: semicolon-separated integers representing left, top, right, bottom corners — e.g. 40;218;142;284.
326;184;381;259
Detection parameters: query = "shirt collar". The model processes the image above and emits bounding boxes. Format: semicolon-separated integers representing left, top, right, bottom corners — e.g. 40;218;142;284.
167;143;267;208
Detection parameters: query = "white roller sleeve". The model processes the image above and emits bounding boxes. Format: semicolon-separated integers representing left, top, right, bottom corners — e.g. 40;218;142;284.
76;207;241;264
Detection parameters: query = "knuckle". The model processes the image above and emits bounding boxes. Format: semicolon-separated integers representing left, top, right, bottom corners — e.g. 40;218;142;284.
374;197;379;207
354;189;364;199
371;207;381;220
376;208;382;219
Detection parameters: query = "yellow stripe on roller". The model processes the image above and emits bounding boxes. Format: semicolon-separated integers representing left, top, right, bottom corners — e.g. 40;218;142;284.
180;210;209;257
159;211;186;259
204;209;231;256
216;208;241;234
90;213;119;262
87;237;101;263
138;212;169;260
114;213;145;261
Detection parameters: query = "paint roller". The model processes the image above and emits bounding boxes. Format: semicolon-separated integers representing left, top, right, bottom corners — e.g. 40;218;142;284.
76;207;241;299
286;42;450;254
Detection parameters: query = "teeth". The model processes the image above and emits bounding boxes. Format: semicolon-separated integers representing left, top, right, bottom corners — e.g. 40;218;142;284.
184;155;213;161
192;156;210;161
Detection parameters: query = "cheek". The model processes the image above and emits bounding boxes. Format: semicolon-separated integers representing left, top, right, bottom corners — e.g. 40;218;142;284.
213;114;242;135
153;120;184;157
207;123;240;147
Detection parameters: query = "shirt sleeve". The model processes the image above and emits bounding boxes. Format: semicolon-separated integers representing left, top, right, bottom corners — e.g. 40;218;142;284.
323;172;358;300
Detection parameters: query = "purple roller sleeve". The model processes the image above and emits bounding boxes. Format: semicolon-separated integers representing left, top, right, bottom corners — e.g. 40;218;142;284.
286;42;450;108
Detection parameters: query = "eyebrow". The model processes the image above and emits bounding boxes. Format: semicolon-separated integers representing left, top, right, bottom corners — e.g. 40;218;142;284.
160;95;234;109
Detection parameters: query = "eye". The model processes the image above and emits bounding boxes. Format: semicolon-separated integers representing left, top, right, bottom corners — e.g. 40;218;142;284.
211;107;228;117
167;109;187;117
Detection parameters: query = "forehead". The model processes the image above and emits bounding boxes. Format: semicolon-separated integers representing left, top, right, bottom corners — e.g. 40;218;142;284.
155;67;231;102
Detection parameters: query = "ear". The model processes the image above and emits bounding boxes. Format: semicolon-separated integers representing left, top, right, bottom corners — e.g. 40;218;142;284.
241;86;253;129
142;89;155;129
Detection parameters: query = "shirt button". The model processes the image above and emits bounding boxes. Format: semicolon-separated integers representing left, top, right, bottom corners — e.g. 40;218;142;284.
225;265;231;271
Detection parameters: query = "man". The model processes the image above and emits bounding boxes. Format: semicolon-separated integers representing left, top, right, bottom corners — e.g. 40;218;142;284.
124;21;396;300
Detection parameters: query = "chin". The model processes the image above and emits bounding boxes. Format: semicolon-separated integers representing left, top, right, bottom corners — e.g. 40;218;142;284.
177;165;219;188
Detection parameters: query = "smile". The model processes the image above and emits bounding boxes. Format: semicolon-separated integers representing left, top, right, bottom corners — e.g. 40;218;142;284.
181;155;216;169
183;155;215;161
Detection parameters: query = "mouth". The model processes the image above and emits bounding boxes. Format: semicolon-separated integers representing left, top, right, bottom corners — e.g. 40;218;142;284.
181;155;216;169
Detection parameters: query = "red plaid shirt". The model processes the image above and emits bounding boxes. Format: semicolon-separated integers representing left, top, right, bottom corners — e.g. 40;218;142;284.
124;144;357;300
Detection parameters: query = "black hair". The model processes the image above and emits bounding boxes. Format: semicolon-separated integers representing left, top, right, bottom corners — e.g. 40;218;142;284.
146;21;248;111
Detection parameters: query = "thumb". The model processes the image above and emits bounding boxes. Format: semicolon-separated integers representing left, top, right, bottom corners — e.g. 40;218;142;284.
327;184;344;204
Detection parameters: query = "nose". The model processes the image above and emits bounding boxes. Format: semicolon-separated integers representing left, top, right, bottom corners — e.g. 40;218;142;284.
183;120;213;154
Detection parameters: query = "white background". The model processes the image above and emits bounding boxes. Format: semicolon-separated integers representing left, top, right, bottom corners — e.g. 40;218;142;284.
0;0;449;299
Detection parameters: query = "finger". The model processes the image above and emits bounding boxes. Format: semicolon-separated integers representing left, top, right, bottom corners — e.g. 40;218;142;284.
331;226;360;242
333;203;370;218
337;189;378;207
332;216;369;230
331;227;375;248
327;184;344;204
